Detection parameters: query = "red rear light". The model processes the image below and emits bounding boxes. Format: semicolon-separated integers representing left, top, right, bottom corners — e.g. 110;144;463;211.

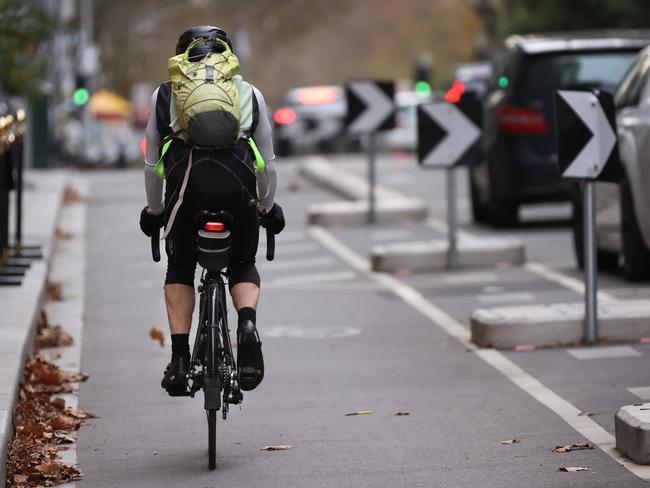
204;222;225;232
444;80;466;103
140;136;147;157
273;107;297;125
296;87;338;105
497;105;550;135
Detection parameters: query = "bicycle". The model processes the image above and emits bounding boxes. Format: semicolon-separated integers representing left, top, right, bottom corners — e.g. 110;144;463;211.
151;210;275;470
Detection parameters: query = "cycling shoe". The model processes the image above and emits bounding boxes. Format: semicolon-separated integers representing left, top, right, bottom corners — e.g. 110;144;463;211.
237;320;264;391
161;355;190;396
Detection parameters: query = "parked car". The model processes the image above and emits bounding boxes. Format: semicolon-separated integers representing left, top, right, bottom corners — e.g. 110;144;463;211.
272;85;353;156
473;31;650;227
572;46;650;280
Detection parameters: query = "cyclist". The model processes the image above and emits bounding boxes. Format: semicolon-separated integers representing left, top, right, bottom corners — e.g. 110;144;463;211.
139;26;285;396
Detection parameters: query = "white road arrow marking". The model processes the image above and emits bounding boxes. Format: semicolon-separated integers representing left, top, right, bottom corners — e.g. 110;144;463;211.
558;91;617;179
421;103;481;167
348;81;394;134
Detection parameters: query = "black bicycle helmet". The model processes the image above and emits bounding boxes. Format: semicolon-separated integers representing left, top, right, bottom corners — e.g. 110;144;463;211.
176;25;232;60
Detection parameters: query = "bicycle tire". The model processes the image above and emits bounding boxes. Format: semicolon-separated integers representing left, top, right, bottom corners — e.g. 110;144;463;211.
207;408;217;470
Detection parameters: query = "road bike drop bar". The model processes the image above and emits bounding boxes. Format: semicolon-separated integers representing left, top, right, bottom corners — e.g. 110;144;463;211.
150;225;275;262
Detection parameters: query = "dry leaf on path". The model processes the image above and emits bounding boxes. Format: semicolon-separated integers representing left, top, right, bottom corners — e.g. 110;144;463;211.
54;228;72;240
393;412;410;416
261;445;291;451
149;327;165;347
501;439;520;444
345;411;372;416
558;466;590;472
63;186;83;204
45;281;63;302
553;443;594;453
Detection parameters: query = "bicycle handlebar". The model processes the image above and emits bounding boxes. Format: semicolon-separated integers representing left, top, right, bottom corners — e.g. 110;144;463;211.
151;224;275;263
151;228;161;262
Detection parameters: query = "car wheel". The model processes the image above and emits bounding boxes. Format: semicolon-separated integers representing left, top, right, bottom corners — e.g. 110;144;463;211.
469;168;488;224
572;183;619;271
621;173;650;281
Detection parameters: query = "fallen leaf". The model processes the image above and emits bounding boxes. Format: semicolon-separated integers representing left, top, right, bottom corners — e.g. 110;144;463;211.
13;474;28;483
149;327;165;347
54;432;75;444
261;445;291;451
345;410;372;416
45;281;63;302
393;412;410;416
578;411;594;417
54;228;72;240
63;186;83;204
558;466;590;472
553;443;594;453
501;439;520;445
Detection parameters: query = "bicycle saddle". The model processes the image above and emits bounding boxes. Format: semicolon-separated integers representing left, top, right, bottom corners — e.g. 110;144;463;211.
194;210;234;231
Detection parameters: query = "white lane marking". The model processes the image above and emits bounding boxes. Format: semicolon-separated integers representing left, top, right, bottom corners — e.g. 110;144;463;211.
271;271;356;286
628;387;650;401
567;346;642;360
261;325;362;339
309;224;650;481
444;272;499;285
525;262;619;303
370;229;413;241
257;256;336;271
477;292;533;304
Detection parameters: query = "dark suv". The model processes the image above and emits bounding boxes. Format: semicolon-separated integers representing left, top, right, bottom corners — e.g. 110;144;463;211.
471;31;650;227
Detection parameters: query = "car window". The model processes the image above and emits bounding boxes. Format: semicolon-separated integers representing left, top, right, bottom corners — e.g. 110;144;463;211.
519;51;638;97
616;56;650;109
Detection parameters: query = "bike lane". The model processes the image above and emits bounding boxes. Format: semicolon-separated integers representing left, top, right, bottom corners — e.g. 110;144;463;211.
74;164;645;487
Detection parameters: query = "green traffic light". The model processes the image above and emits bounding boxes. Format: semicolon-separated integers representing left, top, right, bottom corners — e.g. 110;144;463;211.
73;88;90;106
414;80;432;97
498;76;509;89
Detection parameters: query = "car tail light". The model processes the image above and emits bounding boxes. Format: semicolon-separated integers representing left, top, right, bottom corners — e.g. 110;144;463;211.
204;222;226;232
273;107;297;125
444;80;466;103
296;87;338;105
497;105;550;134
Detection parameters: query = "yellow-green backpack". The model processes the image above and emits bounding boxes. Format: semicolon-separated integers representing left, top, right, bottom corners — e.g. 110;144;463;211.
167;38;241;147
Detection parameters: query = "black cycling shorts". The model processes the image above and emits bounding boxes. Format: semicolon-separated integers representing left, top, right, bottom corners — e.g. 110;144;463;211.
162;139;260;289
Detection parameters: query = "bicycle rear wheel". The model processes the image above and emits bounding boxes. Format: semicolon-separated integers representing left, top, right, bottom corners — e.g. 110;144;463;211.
207;408;217;470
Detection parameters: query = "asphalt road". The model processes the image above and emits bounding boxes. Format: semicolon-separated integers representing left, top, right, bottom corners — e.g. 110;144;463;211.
73;154;650;487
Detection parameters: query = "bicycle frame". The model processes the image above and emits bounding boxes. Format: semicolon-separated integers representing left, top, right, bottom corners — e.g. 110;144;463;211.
189;269;239;417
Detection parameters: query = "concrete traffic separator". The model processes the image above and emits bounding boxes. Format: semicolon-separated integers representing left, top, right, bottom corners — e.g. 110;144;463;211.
616;404;650;465
471;299;650;349
371;237;525;272
0;171;67;485
299;156;428;225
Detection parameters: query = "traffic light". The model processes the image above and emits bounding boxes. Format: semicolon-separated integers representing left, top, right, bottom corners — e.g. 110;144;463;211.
413;52;433;97
73;74;90;107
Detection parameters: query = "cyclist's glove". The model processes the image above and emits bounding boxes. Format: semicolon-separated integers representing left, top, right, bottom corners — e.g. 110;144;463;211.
139;206;164;237
260;203;285;235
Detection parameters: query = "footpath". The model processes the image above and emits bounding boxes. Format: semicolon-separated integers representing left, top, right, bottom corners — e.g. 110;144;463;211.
0;171;67;485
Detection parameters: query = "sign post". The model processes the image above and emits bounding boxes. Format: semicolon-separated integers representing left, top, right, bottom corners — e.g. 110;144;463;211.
346;80;395;224
417;102;481;269
555;89;619;343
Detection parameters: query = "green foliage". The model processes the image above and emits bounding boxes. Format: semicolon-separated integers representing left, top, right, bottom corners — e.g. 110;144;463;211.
500;0;650;36
0;0;56;96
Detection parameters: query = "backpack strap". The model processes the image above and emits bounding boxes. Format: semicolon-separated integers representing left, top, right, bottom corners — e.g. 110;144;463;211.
162;148;193;239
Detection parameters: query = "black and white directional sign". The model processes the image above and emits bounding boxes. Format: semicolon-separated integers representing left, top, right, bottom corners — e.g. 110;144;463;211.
345;80;395;135
417;102;481;168
555;90;620;182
